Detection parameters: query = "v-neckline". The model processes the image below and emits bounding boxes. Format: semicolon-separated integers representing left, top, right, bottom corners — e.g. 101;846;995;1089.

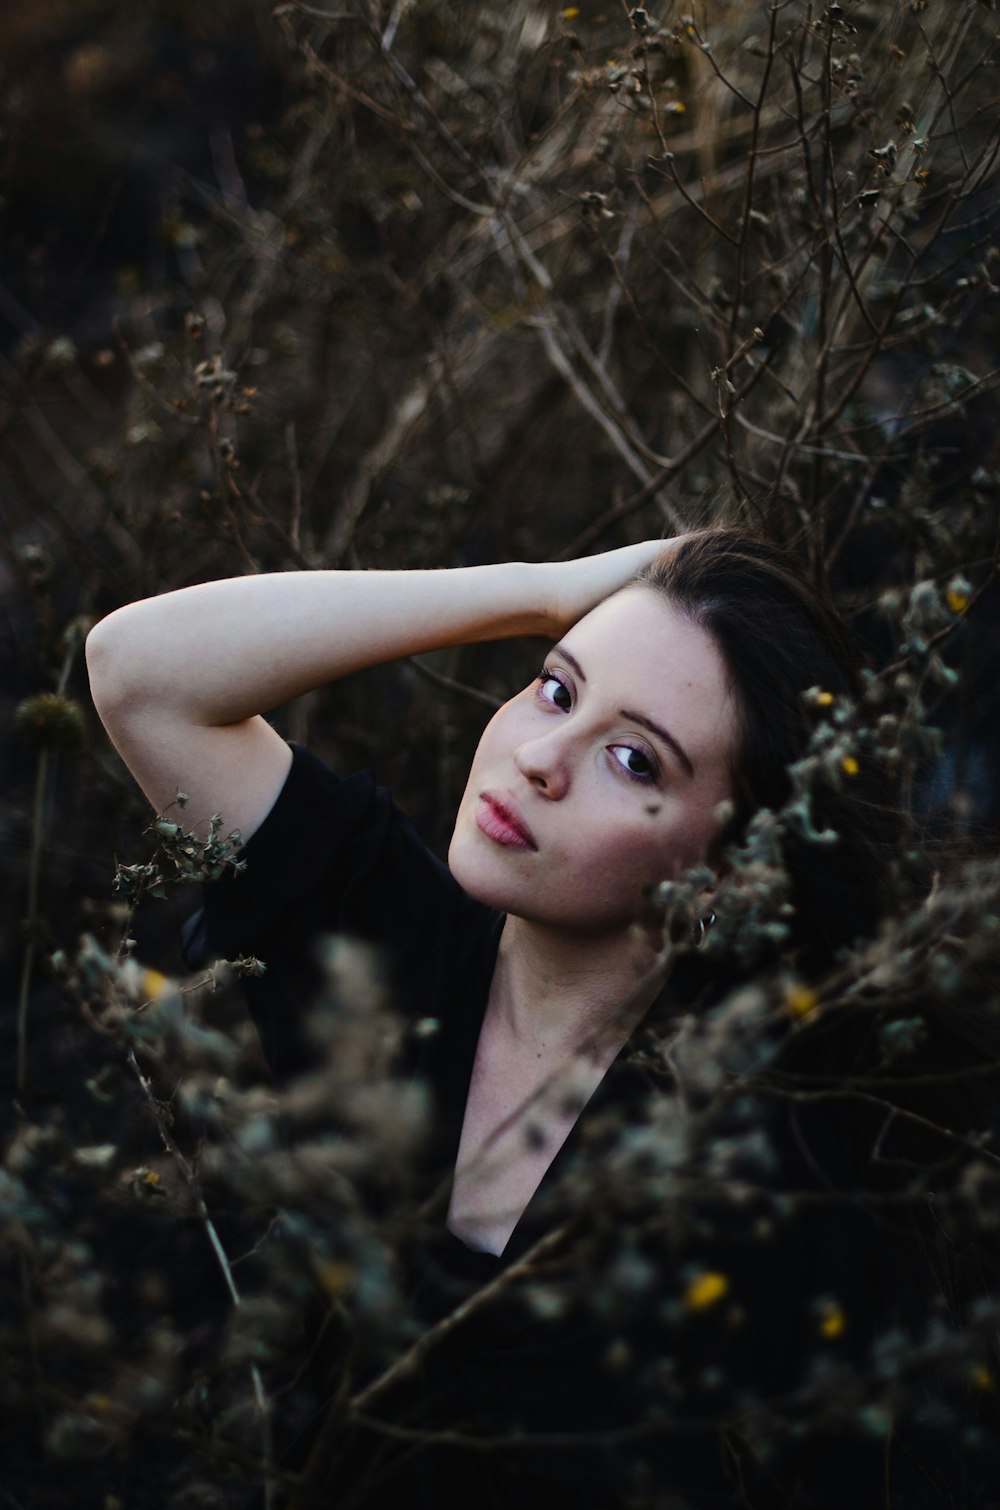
436;914;654;1265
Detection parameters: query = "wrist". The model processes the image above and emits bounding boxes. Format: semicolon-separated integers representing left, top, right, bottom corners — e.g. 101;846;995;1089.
537;541;676;637
449;561;561;644
531;560;582;639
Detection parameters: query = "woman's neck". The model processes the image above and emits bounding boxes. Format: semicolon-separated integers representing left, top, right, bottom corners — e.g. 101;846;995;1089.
490;914;666;1065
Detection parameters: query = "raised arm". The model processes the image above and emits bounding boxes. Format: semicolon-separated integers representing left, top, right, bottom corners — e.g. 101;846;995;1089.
86;543;671;842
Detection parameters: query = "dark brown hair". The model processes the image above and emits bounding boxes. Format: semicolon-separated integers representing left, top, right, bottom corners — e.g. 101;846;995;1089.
635;529;897;970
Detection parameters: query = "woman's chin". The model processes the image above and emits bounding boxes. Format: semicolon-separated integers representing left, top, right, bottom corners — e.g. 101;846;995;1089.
447;828;520;912
448;834;633;937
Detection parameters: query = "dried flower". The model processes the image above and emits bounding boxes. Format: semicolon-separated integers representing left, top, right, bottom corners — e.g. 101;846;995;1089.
14;693;86;752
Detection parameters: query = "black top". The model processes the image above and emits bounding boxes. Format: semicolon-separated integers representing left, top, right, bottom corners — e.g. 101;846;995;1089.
182;744;994;1508
182;745;666;1505
182;742;656;1270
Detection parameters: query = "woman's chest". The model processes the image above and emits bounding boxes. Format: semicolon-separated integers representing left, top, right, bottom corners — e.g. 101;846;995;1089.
444;1027;605;1256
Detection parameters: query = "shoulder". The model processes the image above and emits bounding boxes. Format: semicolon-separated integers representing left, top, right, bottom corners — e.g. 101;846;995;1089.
184;741;488;952
182;741;501;1080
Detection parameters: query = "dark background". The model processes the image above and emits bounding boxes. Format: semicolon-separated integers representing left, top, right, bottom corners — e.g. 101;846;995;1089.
1;1;999;1503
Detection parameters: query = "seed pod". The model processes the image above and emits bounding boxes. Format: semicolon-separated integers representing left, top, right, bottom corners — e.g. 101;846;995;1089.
14;693;86;752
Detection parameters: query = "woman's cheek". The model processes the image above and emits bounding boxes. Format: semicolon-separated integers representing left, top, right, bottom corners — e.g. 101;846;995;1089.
581;820;675;901
619;804;715;883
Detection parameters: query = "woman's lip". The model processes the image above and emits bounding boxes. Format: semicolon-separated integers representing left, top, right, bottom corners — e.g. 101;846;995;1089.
477;793;537;851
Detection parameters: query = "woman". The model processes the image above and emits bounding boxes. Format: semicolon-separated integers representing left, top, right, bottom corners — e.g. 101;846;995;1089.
85;532;978;1507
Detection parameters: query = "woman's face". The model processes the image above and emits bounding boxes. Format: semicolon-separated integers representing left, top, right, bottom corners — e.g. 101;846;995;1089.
448;587;738;935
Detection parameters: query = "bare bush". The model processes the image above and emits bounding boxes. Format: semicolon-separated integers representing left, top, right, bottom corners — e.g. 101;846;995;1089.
2;0;1000;1504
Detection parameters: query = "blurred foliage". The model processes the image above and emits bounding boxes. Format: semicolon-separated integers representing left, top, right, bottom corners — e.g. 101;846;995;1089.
2;0;1000;1503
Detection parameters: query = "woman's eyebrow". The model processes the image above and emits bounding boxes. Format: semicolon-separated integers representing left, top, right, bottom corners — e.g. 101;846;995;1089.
554;644;588;683
553;644;696;778
621;708;695;779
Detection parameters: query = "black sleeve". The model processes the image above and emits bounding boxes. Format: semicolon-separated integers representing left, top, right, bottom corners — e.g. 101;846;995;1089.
180;743;499;1086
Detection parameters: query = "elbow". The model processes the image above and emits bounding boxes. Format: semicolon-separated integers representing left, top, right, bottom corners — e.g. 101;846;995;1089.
86;608;140;722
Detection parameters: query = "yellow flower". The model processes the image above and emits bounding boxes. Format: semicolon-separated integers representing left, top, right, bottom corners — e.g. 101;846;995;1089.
841;755;860;777
971;1365;996;1393
560;6;580;17
818;1301;846;1339
947;587;970;614
143;1170;161;1187
683;1271;729;1312
786;983;819;1021
317;1261;356;1298
815;690;835;707
140;968;171;1001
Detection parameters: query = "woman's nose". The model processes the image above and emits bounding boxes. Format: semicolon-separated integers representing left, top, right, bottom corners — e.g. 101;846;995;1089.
514;730;571;798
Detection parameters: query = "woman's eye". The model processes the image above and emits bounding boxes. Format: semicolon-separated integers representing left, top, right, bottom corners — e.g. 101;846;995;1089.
537;672;572;710
609;744;656;781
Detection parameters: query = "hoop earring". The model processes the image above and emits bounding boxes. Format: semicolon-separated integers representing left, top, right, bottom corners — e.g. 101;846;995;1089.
693;910;717;947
